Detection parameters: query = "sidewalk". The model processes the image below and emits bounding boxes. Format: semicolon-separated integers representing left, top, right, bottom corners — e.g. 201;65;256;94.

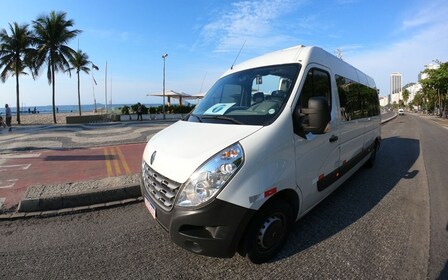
0;119;172;219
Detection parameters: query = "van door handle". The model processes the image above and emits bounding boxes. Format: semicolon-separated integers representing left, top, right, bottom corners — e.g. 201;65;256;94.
329;135;338;143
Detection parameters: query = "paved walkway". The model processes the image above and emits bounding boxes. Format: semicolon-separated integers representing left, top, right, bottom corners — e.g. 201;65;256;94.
0;119;173;216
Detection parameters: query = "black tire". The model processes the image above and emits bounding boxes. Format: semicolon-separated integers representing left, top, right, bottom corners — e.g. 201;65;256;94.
365;143;378;168
241;199;293;264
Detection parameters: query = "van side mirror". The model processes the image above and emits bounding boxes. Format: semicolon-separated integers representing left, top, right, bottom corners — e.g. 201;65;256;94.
300;96;330;134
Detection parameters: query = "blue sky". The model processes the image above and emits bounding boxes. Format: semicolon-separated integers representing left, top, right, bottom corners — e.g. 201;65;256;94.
1;0;447;107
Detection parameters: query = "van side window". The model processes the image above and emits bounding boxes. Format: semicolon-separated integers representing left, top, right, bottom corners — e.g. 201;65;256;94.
300;68;331;109
336;75;358;121
336;74;380;121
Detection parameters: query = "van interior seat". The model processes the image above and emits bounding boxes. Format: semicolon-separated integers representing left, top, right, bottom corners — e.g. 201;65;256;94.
271;90;286;99
252;92;264;104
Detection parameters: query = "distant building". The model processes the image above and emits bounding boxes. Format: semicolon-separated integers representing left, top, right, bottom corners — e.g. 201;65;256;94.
402;82;422;105
381;65;441;108
390;72;402;95
391;92;401;104
418;63;440;81
379;96;389;107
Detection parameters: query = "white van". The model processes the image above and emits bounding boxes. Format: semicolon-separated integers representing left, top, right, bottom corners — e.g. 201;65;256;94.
140;45;381;263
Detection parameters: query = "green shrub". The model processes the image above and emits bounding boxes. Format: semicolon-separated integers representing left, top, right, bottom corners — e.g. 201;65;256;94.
169;104;195;114
131;103;148;114
121;105;130;115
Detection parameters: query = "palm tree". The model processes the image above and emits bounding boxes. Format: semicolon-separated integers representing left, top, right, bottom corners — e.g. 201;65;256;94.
33;11;81;123
0;22;36;124
67;49;91;116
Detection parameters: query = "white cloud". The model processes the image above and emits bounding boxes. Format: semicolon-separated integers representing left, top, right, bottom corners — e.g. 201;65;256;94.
347;21;448;96
199;0;304;53
400;0;446;31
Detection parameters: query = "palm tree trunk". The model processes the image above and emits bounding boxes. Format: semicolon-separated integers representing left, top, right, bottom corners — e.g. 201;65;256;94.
15;72;21;124
52;63;57;124
78;72;81;116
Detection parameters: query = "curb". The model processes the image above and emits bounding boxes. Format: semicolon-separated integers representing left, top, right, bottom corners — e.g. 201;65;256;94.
17;184;141;212
0;197;143;220
0;176;143;220
381;113;397;124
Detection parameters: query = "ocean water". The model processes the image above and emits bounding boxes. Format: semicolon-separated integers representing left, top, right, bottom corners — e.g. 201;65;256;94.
0;103;161;115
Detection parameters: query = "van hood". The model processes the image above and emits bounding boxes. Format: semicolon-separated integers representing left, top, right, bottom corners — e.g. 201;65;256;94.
143;121;262;183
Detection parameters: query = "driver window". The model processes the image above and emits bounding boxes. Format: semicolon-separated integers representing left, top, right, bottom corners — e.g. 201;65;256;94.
251;74;292;105
300;68;331;109
213;84;242;105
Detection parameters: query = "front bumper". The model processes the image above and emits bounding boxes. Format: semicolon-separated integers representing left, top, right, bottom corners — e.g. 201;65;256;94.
140;176;255;258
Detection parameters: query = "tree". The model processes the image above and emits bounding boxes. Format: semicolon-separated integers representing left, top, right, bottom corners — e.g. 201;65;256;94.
402;89;410;105
0;22;36;124
412;92;421;111
420;61;448;116
67;49;91;116
392;101;398;110
33;11;81;123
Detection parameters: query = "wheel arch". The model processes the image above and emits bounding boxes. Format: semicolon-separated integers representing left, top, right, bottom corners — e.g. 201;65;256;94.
237;188;300;258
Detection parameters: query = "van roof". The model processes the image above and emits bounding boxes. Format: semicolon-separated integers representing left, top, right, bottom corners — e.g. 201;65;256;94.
223;45;376;89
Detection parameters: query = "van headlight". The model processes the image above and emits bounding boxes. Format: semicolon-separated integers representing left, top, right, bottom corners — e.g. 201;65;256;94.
176;143;244;207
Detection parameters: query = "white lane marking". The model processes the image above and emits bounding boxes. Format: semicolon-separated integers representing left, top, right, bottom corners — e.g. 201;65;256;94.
0;164;32;172
0;153;41;159
0;179;18;188
0;198;5;208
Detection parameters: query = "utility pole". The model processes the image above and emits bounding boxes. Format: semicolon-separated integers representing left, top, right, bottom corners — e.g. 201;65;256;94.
105;61;108;113
162;54;168;120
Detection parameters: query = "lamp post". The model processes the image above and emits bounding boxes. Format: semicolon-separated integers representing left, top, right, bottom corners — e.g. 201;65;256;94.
162;53;168;120
91;63;99;113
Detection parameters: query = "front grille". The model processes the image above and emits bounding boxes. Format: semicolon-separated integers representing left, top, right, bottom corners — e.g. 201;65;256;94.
142;161;181;211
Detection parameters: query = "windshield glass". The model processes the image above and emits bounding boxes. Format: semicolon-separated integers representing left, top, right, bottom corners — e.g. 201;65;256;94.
188;64;301;126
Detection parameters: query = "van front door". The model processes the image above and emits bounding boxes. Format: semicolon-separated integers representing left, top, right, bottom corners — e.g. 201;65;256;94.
293;66;340;213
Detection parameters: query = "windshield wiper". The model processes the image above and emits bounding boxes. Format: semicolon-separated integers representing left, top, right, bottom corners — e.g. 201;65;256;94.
190;114;203;122
201;115;243;125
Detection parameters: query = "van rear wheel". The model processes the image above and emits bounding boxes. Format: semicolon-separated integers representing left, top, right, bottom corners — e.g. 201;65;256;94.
365;143;378;168
241;200;293;264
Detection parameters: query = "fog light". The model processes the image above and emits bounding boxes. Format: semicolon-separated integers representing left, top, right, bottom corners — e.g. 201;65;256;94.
184;240;202;253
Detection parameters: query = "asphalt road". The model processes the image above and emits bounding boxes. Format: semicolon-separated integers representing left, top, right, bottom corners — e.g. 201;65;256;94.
413;114;448;280
1;115;447;279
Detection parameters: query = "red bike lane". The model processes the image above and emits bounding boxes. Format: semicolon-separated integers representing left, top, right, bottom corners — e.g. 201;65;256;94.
0;143;145;210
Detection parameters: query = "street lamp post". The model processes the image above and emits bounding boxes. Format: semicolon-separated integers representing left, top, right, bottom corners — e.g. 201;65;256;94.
162;53;168;120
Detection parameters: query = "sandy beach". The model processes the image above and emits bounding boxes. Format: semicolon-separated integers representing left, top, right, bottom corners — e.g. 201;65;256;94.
9;112;97;125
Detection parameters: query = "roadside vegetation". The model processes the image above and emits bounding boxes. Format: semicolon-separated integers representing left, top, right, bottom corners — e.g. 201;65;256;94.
0;11;96;124
411;61;448;116
120;103;195;115
0;11;92;124
1;11;195;124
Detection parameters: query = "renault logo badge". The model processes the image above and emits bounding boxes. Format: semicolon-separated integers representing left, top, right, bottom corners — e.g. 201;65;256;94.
150;151;157;165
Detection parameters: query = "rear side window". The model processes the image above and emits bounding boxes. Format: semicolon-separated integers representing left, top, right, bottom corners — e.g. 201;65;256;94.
300;68;331;109
336;75;379;121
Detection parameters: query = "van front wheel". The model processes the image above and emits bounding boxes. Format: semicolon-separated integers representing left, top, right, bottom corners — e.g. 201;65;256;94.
241;200;293;264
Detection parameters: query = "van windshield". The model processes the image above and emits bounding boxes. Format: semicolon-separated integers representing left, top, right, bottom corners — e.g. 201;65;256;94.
187;64;301;126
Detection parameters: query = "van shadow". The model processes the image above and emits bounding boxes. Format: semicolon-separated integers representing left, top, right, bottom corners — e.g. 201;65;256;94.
275;136;420;261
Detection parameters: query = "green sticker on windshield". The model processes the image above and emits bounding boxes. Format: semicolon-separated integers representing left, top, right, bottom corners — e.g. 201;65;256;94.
204;103;235;115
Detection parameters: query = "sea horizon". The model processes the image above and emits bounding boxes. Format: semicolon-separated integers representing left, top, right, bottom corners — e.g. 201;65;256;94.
0;103;162;115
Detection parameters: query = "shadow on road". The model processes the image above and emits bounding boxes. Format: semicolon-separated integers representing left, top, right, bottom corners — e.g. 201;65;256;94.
275;136;420;261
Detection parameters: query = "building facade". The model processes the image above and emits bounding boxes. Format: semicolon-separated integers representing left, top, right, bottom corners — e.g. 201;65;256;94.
402;82;422;105
390;72;402;96
418;63;440;81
